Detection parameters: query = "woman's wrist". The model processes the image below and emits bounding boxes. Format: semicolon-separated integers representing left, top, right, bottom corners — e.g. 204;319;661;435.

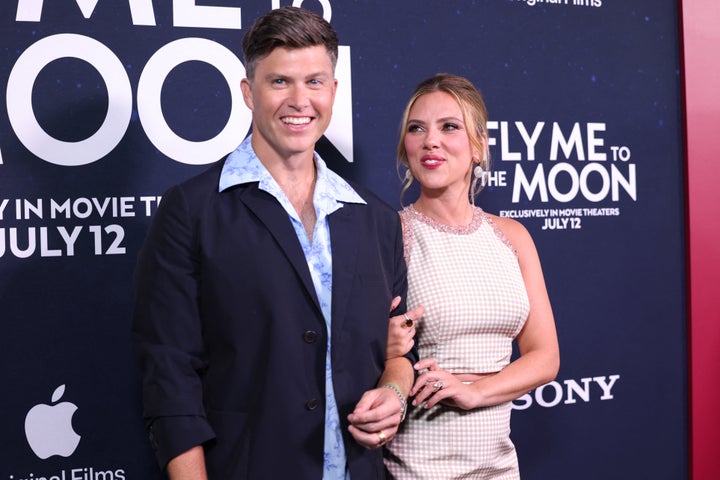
380;382;408;421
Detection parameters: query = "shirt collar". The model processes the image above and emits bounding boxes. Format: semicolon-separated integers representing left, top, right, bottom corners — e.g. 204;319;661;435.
219;135;366;207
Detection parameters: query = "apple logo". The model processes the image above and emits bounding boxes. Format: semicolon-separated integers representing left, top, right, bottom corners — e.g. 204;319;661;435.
24;384;81;459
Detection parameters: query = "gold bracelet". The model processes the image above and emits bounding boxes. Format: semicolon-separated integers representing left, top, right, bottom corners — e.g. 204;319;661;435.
381;382;407;421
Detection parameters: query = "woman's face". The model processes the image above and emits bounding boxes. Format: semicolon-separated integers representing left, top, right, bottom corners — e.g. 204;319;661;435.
404;91;477;198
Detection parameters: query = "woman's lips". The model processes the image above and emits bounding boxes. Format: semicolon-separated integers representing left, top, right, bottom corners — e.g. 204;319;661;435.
420;155;444;168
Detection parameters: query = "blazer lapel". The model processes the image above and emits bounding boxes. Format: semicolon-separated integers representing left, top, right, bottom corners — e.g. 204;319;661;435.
328;204;361;337
239;186;322;313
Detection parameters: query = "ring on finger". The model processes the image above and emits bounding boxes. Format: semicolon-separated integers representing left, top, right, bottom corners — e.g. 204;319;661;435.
403;313;414;328
433;381;444;390
376;430;387;446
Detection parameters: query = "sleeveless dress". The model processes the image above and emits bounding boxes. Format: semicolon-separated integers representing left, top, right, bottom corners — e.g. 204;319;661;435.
384;204;530;480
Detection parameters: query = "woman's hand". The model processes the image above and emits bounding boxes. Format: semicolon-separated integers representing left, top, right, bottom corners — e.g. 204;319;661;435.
386;302;424;359
411;358;481;410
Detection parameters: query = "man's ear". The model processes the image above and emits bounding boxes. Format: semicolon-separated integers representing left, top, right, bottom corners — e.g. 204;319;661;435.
241;78;254;111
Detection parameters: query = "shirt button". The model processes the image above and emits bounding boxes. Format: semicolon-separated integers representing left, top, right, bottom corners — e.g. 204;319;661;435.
305;398;319;411
303;330;318;343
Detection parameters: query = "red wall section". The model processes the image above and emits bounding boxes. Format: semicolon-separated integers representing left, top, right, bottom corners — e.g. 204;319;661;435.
681;1;720;478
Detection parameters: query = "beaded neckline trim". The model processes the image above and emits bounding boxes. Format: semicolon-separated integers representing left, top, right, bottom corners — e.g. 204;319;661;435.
401;203;518;257
405;203;483;235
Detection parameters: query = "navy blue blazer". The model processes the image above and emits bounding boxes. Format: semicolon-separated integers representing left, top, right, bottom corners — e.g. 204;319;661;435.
132;159;409;479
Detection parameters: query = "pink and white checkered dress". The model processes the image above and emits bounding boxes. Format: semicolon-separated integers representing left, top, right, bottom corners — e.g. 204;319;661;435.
385;205;530;480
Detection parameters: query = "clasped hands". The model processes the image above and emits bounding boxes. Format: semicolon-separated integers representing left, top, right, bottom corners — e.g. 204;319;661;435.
347;299;477;449
347;383;402;449
346;298;423;449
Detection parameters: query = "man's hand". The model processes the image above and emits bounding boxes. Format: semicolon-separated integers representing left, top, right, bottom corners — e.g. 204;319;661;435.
347;386;403;449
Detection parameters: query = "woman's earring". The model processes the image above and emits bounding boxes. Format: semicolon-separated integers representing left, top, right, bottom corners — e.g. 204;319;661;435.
473;164;484;179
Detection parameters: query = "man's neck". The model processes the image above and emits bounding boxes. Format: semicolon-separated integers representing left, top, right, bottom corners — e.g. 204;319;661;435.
279;166;317;243
266;161;318;243
251;135;319;242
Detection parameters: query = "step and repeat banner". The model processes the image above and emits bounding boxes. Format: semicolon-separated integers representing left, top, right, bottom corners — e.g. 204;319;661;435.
0;1;686;479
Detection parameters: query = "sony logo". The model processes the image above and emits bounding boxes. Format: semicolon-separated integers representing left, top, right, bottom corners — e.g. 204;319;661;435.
512;374;620;410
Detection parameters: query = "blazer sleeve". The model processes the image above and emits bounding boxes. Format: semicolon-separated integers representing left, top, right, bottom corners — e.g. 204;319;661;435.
131;184;215;468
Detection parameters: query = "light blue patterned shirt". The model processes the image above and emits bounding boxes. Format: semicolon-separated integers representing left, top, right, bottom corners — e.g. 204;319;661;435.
219;136;366;480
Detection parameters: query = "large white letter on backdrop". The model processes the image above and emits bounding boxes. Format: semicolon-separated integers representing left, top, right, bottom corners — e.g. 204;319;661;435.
137;38;250;165
271;0;332;21
6;34;132;166
173;0;241;29
325;45;354;162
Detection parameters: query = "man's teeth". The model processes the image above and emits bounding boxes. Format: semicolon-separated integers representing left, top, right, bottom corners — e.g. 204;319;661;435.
282;117;311;125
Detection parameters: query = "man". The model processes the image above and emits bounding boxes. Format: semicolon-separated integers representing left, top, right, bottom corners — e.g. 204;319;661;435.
132;7;415;479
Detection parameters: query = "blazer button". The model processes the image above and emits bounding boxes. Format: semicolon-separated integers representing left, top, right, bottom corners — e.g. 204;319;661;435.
303;330;318;343
305;398;319;411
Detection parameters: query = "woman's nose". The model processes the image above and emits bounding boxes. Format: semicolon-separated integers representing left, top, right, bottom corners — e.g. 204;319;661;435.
423;128;439;149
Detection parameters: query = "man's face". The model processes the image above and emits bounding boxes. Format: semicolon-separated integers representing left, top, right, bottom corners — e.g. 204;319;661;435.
241;45;337;164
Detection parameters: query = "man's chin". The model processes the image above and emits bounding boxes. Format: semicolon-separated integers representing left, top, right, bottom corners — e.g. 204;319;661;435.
283;136;323;156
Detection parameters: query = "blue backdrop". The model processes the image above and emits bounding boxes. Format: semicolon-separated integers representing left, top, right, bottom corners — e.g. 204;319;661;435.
0;1;686;478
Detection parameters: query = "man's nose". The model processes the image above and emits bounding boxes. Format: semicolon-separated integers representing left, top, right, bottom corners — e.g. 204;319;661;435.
287;85;310;109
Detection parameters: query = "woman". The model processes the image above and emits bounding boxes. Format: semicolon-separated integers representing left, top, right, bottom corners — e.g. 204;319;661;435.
384;73;560;479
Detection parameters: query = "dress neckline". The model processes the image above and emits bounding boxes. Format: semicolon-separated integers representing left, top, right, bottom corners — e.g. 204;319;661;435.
406;203;484;235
